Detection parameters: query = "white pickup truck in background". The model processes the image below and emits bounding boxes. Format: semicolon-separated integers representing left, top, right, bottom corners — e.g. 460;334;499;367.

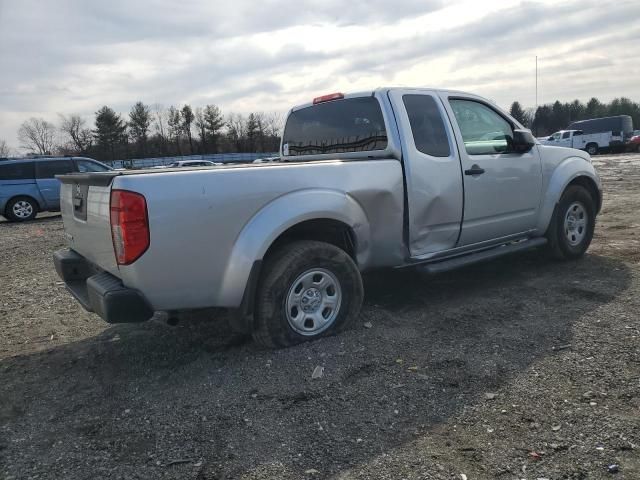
54;88;602;348
539;129;611;155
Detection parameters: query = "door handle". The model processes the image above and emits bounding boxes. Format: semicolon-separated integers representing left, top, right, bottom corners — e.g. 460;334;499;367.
464;165;485;176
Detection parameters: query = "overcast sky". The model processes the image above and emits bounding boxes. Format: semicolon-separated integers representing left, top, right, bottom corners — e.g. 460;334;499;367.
1;0;638;150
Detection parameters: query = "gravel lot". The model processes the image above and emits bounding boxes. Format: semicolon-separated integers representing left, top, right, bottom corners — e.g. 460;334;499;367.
1;153;639;479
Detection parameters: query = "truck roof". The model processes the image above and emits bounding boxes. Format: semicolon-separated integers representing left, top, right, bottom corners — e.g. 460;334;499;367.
290;87;476;112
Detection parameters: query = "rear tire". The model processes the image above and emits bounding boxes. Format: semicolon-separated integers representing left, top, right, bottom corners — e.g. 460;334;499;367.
5;196;38;222
253;240;363;349
586;143;598;155
545;185;595;260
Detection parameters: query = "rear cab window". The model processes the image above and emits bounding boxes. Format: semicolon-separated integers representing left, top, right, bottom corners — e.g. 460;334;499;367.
282;97;388;156
403;95;451;157
0;161;35;181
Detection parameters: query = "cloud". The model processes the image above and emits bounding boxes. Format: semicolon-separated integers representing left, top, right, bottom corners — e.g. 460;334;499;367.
0;0;638;148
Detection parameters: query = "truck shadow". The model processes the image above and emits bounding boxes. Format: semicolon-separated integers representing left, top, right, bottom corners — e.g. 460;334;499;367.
0;252;632;479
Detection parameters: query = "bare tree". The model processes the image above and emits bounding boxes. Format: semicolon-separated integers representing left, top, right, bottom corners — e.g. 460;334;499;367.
18;117;55;154
59;114;93;154
0;139;10;157
226;113;246;152
194;107;207;153
152;104;168;154
167;106;182;155
263;112;284;138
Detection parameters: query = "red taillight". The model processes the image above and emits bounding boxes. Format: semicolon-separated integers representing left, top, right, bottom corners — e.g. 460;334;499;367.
313;92;344;104
110;189;149;265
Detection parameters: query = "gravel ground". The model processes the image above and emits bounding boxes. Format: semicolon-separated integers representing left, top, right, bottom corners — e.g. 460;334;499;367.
1;153;639;480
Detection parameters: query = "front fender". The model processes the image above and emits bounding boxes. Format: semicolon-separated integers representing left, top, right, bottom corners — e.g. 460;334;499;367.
217;188;371;307
536;155;602;233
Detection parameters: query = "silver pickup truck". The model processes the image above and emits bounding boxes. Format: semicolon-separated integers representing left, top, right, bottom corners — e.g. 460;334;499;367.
54;88;602;348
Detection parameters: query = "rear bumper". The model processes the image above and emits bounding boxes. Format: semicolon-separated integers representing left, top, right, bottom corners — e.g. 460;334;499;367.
53;249;154;323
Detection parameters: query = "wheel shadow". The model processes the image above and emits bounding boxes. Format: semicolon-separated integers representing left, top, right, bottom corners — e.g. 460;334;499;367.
0;252;632;479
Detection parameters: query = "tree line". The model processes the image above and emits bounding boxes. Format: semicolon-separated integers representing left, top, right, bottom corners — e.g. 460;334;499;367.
10;102;284;161
509;97;640;136
4;95;639;160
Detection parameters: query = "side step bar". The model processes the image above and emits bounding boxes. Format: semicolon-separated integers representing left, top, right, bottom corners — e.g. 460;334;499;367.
419;237;548;275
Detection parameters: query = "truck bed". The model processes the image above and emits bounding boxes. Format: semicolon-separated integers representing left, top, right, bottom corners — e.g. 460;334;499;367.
57;159;406;311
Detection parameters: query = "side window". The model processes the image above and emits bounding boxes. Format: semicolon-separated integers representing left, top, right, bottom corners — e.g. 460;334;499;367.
574;131;583;136
402;95;451;157
0;161;35;180
75;160;109;172
551;132;561;141
35;160;75;179
562;131;571;139
449;99;514;155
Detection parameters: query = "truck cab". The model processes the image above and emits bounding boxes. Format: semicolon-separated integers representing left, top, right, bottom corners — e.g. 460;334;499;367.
540;129;603;155
541;129;585;148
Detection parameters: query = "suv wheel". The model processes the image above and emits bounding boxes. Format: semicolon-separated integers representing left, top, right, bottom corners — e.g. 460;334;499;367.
545;185;595;260
6;196;38;222
253;240;363;348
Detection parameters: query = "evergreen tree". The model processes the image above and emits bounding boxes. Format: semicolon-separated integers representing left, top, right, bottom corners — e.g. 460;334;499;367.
203;104;225;153
509;101;526;126
128;101;151;157
246;113;259;152
94;106;126;160
181;105;195;154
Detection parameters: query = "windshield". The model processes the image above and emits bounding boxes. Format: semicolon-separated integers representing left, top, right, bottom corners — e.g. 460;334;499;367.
282;97;387;156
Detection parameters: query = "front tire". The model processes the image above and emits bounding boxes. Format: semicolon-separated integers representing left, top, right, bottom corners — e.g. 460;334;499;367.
253;240;363;349
5;196;38;222
545;185;596;260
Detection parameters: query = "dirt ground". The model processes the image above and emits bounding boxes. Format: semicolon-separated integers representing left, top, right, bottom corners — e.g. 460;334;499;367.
1;153;639;480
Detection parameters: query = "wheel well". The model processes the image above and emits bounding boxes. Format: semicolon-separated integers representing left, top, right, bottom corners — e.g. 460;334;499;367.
235;219;358;320
4;195;41;214
265;219;357;262
568;176;601;213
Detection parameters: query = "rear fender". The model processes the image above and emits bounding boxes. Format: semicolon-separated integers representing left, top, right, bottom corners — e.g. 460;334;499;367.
217;189;370;307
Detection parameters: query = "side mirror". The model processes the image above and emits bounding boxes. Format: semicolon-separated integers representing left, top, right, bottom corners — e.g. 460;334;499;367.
511;129;536;153
547;136;554;141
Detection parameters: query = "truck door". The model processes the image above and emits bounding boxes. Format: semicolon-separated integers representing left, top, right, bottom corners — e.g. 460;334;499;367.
571;130;585;149
387;89;463;256
558;131;572;148
439;94;543;246
35;159;75;210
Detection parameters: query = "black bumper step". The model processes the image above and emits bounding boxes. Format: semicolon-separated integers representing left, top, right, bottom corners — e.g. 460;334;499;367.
53;249;153;323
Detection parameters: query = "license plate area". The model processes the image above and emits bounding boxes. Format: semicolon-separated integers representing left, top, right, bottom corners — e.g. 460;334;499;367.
73;183;89;221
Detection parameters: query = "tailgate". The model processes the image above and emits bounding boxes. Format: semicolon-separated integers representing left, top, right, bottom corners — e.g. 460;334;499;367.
57;172;121;276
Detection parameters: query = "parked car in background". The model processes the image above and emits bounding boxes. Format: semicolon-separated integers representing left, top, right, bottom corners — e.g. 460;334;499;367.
54;88;601;348
252;156;280;163
0;156;111;221
538;129;611;155
627;130;640;152
167;160;221;167
566;115;634;153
